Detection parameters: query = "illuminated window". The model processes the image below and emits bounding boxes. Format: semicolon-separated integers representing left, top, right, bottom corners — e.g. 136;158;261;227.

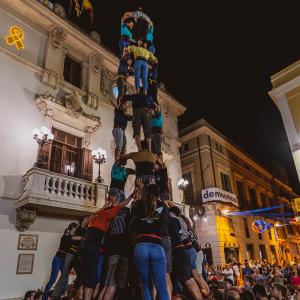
227;217;235;236
64;55;82;88
112;85;119;99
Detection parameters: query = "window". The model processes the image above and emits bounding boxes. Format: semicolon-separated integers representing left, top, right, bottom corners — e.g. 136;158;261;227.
227;217;235;236
259;245;268;261
258;233;262;240
37;128;93;181
220;172;232;193
64;55;82;88
268;229;272;240
270;245;277;261
287;224;295;235
236;181;247;209
248;187;259;209
183;143;189;152
215;142;224;154
50;129;82;178
243;218;250;238
260;193;267;208
246;244;254;260
183;172;194;205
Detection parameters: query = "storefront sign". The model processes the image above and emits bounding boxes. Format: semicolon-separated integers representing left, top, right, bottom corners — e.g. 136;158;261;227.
5;26;25;50
202;187;238;206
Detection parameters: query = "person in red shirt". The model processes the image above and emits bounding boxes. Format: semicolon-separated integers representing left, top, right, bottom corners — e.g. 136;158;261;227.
80;190;137;300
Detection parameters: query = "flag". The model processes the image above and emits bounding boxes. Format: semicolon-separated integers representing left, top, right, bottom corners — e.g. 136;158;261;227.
82;0;94;23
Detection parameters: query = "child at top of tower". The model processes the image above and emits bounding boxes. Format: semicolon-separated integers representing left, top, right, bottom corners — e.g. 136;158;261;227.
125;40;157;95
124;8;152;43
119;15;135;56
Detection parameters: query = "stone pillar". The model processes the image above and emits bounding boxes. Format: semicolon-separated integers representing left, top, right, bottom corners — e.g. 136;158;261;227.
42;26;66;89
86;54;103;109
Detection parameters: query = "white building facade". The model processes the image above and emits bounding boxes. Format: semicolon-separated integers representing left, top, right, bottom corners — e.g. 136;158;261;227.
0;1;185;298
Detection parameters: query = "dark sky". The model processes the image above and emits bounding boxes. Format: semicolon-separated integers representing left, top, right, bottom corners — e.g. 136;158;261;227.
85;1;300;192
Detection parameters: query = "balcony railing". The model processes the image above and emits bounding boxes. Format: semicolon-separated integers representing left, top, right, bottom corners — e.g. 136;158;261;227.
16;168;107;216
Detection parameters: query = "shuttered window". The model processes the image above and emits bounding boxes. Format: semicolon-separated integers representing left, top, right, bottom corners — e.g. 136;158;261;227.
37;128;93;181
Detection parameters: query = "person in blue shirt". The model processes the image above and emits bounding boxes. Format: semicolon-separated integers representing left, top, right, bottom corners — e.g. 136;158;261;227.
151;103;163;156
109;100;132;161
109;160;135;203
123;92;155;151
146;24;155;54
119;16;135;56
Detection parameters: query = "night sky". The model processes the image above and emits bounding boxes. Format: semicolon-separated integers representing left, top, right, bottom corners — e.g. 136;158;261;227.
74;1;300;193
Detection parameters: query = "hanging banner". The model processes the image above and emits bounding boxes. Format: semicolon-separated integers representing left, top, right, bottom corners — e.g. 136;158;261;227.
202;188;238;207
293;198;300;213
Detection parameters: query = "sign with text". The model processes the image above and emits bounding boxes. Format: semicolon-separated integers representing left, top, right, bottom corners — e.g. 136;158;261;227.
202;188;238;207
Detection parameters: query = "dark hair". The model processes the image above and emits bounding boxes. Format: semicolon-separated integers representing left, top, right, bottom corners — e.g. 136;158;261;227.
273;284;287;297
24;291;35;300
169;206;182;217
33;290;43;300
224;278;234;286
142;184;159;218
245;276;253;284
64;222;77;234
240;290;255;300
252;284;267;297
140;139;148;150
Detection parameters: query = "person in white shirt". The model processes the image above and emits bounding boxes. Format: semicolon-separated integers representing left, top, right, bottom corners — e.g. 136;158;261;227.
223;264;235;283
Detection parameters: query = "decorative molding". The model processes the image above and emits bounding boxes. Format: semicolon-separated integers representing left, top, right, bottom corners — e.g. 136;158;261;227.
35;92;101;132
90;54;103;74
100;68;115;104
87;92;99;110
42;68;59;89
53;3;66;18
51;26;66;49
84;126;97;148
90;31;101;45
15;208;36;232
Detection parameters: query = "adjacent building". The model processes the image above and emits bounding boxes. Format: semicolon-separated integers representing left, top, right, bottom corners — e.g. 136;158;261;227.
0;1;185;298
269;60;300;182
180;119;300;265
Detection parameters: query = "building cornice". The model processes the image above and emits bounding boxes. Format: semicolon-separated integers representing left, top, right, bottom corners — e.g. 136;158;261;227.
180;122;294;193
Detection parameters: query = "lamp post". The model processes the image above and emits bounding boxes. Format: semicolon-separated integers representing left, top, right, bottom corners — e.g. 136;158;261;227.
92;148;107;184
32;126;54;168
177;178;189;190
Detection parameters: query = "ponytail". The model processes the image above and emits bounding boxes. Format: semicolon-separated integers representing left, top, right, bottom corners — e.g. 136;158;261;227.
142;184;160;218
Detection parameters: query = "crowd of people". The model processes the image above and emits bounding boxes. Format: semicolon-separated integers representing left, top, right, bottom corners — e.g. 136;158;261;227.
200;259;300;300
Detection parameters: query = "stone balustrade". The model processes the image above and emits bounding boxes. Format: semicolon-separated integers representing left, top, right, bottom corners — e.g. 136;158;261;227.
16;167;107;215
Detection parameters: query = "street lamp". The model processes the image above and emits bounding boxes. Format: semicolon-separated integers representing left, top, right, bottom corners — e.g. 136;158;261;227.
92;147;107;184
32;126;54;168
177;178;189;190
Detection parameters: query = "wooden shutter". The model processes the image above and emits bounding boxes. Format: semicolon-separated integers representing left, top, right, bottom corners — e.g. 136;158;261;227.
168;178;173;201
37;142;52;170
81;148;93;181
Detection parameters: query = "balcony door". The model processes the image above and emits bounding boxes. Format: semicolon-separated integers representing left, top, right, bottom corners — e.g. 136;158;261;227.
38;128;93;181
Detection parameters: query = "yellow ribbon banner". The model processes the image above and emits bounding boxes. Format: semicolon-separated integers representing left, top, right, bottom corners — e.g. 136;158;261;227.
5;26;25;50
293;198;300;213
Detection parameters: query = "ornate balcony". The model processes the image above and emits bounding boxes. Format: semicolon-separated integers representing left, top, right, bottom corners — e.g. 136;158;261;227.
16;167;107;218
